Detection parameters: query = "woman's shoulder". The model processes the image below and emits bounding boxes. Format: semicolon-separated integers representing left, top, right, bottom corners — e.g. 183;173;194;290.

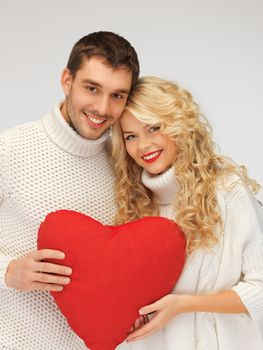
216;173;259;206
216;174;263;246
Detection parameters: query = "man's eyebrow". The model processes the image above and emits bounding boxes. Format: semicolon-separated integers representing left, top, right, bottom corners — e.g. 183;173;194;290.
81;79;130;94
82;79;102;87
116;89;130;95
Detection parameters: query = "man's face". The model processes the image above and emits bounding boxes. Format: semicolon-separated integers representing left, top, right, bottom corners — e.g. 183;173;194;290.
61;56;132;140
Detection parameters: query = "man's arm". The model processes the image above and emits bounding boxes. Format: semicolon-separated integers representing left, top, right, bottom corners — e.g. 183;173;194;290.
0;131;72;292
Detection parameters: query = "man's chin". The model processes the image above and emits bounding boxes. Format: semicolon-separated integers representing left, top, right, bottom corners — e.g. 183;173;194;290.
79;126;110;141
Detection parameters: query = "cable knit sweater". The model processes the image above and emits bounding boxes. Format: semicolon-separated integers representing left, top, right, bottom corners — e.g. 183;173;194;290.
0;103;116;349
117;167;263;350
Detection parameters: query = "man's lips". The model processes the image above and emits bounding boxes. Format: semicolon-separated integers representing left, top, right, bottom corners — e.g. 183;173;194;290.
142;150;162;163
83;112;107;129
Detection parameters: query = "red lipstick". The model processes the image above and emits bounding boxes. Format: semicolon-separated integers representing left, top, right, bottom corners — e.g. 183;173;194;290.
142;150;162;163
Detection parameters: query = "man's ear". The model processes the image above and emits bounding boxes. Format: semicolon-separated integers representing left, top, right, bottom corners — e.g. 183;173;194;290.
61;68;73;95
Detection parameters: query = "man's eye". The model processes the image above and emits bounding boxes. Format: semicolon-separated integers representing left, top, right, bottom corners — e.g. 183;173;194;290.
112;93;123;100
87;86;97;93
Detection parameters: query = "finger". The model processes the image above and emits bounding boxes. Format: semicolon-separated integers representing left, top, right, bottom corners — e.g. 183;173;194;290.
139;315;145;325
134;318;141;330
138;315;148;327
139;301;159;316
128;324;135;334
29;249;66;261
129;318;140;333
34;261;72;275
126;319;156;340
32;272;71;285
128;316;146;335
143;314;150;324
30;282;65;292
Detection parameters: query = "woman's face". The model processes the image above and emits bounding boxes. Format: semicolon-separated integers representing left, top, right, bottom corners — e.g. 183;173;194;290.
120;111;177;175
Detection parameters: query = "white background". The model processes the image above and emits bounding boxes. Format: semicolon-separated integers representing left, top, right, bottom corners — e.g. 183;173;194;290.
0;0;262;187
0;0;263;330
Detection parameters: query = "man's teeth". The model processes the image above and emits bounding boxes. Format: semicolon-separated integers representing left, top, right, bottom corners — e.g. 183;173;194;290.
143;151;160;160
86;114;105;124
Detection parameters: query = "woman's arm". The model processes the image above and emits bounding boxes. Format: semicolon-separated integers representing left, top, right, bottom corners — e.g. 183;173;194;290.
127;182;263;343
126;289;248;342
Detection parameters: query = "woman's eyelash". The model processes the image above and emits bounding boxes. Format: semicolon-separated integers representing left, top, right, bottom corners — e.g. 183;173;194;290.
124;135;134;141
149;126;160;132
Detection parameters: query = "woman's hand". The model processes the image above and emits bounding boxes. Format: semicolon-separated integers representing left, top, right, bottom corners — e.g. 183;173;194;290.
126;290;248;342
128;314;149;334
126;294;184;342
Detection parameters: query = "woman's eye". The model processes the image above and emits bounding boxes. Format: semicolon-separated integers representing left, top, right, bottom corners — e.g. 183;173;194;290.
148;126;160;133
124;135;135;141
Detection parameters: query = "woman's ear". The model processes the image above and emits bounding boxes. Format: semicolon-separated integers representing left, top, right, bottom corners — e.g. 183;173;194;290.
61;68;72;96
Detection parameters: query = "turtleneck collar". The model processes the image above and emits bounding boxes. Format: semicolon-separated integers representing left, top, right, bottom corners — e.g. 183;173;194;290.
42;102;110;157
142;167;180;205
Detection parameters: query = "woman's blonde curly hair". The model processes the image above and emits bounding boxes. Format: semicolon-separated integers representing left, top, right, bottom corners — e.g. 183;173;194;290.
111;76;259;254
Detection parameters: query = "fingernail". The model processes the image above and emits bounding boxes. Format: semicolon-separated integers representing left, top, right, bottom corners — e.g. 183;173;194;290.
63;278;70;284
65;268;72;274
56;286;63;291
139;309;145;315
58;252;65;259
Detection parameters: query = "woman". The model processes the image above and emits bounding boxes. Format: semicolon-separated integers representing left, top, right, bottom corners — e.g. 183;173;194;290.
112;77;263;349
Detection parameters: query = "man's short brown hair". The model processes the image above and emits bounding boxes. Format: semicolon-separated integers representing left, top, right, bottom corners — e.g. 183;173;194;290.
66;31;140;92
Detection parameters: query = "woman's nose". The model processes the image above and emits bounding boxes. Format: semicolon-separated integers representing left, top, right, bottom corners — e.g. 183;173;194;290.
138;135;152;151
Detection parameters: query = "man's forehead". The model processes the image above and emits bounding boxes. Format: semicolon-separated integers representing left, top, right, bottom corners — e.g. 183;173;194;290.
76;58;132;92
78;56;130;75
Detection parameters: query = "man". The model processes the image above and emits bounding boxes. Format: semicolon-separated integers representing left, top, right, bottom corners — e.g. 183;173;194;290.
0;31;139;349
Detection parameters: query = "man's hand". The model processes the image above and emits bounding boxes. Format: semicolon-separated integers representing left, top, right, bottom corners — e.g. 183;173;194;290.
5;249;72;292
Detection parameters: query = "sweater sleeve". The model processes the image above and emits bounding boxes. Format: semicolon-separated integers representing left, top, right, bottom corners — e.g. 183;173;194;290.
0;133;4;204
0;132;17;289
228;183;263;321
0;255;16;288
232;243;263;321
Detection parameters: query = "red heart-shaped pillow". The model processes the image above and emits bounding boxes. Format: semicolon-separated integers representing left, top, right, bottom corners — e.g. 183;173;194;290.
37;210;185;350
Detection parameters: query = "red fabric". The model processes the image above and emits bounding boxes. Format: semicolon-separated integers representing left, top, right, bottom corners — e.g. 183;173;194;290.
37;210;186;350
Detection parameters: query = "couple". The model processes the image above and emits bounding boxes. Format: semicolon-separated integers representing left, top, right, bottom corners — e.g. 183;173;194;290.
0;31;263;350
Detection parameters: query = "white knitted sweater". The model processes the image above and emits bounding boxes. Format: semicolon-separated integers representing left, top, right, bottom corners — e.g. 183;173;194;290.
117;168;263;350
0;103;116;349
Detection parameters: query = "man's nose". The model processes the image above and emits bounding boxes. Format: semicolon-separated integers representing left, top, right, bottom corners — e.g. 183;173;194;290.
96;95;111;117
